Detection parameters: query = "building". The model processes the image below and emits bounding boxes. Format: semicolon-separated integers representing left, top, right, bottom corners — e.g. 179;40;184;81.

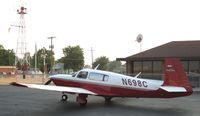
53;63;64;74
0;66;16;75
117;41;200;87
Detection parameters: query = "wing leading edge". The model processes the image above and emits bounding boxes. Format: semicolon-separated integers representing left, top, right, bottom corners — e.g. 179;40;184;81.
10;82;97;95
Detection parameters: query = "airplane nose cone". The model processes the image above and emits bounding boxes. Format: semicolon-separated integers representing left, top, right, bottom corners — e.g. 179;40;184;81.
49;74;61;79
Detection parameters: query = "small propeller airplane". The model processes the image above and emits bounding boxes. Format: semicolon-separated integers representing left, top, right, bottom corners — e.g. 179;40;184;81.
11;58;193;106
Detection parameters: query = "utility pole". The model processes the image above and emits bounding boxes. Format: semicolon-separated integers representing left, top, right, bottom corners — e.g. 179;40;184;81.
34;42;37;74
90;47;94;68
41;47;47;82
48;36;56;73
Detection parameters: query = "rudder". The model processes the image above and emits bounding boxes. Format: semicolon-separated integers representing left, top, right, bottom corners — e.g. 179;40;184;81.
163;58;192;92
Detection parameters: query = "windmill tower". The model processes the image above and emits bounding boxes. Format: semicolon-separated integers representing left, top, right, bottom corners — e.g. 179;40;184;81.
136;34;143;52
15;3;30;71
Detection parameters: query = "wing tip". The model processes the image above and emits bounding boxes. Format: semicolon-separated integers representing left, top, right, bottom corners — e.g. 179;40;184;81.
10;82;27;87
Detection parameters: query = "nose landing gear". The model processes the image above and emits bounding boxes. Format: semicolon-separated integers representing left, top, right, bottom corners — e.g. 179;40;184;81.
61;94;68;101
104;96;112;103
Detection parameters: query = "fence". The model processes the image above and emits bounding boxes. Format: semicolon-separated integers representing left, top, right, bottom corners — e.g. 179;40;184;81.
0;74;50;84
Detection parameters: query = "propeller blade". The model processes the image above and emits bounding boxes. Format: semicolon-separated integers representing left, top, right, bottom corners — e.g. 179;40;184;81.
44;80;52;85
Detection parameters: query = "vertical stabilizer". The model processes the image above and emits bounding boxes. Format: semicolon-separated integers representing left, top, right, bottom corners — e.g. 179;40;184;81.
163;58;192;92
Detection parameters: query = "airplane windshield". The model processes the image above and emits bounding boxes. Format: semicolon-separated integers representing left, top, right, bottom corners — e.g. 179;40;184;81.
71;72;77;77
77;71;88;79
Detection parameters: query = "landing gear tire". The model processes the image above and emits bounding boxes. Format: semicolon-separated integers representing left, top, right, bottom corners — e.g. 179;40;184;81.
61;94;68;101
104;97;112;102
79;99;87;106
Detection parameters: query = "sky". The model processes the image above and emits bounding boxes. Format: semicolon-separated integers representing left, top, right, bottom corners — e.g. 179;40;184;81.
1;0;200;65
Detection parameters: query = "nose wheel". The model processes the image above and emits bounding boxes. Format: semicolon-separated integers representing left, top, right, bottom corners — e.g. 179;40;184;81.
61;94;68;101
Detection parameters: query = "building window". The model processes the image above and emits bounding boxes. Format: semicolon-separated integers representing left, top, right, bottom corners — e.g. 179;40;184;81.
189;61;200;73
153;61;163;74
133;61;142;73
143;61;152;73
131;61;134;74
126;61;132;74
182;61;189;73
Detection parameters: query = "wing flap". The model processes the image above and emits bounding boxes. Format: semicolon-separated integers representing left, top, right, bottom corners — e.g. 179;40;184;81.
10;82;97;95
160;86;187;92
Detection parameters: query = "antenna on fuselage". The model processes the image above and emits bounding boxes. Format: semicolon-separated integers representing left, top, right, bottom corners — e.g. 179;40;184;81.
94;64;100;70
135;72;141;78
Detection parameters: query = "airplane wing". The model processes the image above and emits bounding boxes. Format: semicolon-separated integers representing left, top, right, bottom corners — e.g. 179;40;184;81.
10;82;97;95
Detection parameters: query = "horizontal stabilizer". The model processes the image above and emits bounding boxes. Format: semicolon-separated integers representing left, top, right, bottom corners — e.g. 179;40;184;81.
10;82;97;95
160;86;187;92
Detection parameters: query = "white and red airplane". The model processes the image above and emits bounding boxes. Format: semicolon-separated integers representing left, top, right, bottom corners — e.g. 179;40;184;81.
11;58;193;106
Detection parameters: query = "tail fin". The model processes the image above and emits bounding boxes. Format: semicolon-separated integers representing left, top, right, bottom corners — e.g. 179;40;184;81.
162;58;192;92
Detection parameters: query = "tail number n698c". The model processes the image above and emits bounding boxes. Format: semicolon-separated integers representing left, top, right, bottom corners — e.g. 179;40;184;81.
122;78;148;87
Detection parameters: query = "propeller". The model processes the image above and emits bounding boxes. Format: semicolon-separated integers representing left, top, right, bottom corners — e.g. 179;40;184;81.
44;79;52;85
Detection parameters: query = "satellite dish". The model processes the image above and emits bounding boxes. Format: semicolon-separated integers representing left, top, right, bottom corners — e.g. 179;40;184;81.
136;34;143;43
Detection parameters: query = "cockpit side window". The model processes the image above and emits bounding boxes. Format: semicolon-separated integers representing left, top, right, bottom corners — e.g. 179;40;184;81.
103;75;109;81
77;71;88;79
88;72;109;82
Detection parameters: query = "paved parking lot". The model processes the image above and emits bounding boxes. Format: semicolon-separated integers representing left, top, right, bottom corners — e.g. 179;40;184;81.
0;85;199;116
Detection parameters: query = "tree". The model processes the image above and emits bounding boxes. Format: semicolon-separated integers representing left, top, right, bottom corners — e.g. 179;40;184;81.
107;61;121;71
107;60;125;73
58;45;84;71
0;45;15;66
31;48;52;73
93;56;109;70
0;45;4;49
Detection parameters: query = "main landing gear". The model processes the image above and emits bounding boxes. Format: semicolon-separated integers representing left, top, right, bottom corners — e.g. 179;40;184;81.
76;94;88;106
61;94;112;106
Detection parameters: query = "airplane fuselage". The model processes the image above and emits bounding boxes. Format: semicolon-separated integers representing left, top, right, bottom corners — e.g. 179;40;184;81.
51;69;191;98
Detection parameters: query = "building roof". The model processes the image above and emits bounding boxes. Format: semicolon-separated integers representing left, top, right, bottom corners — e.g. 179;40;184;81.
117;40;200;61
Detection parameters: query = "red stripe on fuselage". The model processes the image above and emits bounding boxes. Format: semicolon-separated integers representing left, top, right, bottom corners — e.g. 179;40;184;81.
51;78;192;98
